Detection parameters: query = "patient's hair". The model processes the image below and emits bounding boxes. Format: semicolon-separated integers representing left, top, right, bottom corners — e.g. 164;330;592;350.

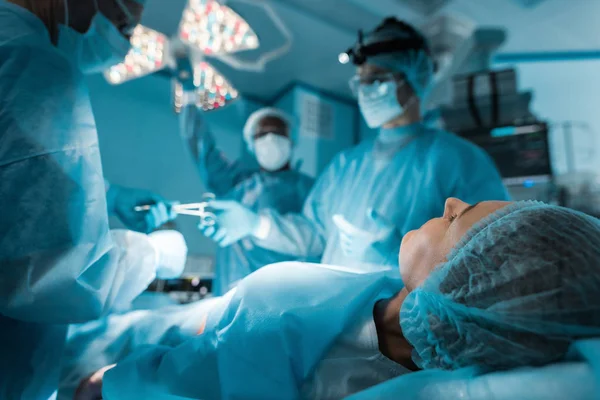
401;202;600;371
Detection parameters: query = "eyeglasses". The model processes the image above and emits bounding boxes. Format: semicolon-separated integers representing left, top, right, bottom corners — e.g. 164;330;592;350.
349;72;403;97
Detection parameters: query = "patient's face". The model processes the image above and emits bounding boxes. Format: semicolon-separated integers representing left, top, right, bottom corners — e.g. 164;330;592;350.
399;198;511;291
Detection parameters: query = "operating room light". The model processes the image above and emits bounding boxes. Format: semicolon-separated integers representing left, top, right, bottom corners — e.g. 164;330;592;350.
179;0;260;55
338;52;350;65
173;62;239;113
103;0;266;112
105;25;169;85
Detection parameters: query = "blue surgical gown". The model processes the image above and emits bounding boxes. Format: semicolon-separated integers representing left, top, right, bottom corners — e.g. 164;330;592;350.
182;105;315;295
100;262;403;400
0;3;158;399
254;123;510;270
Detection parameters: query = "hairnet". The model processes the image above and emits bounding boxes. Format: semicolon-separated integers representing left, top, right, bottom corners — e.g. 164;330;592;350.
364;20;434;100
401;201;600;372
243;107;293;153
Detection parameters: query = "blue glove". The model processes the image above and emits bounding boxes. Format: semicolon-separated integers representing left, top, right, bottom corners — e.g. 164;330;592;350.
198;200;259;247
336;209;401;267
108;185;178;234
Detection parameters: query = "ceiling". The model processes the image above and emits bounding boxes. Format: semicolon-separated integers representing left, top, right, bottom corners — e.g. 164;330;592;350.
138;0;600;104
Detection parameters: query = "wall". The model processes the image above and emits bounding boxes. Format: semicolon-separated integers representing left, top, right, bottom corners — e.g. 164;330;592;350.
495;60;600;176
88;73;263;258
274;84;359;178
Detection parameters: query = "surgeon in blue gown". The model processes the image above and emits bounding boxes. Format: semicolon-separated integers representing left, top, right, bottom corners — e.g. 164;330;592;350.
0;0;177;398
180;105;314;295
205;17;509;272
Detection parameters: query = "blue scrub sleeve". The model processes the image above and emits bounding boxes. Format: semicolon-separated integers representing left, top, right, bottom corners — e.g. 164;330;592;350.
180;104;253;196
250;155;340;258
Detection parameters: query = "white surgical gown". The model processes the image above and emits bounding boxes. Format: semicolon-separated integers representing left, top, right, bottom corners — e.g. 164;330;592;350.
254;124;510;270
182;105;315;295
0;3;158;398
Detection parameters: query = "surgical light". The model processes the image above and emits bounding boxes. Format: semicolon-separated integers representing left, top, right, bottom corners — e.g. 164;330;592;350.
105;25;169;85
103;0;270;113
338;52;350;65
173;62;239;113
179;0;260;55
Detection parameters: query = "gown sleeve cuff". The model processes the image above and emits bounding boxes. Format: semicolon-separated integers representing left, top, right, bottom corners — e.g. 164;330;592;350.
252;214;272;240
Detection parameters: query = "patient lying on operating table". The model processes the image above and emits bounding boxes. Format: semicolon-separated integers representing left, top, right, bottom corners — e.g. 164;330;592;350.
69;198;600;400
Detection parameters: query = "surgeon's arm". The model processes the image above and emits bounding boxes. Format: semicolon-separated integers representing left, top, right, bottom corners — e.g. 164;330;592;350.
251;159;338;258
0;50;157;324
251;210;326;258
180;104;253;196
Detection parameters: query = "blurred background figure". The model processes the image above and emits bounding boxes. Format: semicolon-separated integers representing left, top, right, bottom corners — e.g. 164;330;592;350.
204;17;508;273
84;0;600;300
180;105;314;295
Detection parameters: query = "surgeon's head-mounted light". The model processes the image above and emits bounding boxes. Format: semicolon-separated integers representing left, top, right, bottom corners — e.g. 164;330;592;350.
339;28;433;67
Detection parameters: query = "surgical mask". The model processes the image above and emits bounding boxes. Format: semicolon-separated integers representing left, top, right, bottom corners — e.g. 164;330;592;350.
254;134;292;171
58;0;132;74
358;80;404;129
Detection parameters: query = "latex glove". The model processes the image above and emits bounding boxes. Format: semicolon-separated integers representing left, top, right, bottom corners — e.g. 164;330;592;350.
107;185;178;233
74;365;115;400
335;209;401;267
198;200;259;247
148;230;188;279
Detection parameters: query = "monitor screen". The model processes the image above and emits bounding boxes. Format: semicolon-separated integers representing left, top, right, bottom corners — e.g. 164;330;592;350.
468;124;552;183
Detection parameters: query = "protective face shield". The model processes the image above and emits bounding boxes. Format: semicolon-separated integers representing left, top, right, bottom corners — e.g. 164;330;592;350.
254;134;292;171
352;74;407;128
57;0;134;74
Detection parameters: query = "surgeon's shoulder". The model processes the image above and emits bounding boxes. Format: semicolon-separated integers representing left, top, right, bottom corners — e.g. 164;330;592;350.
328;139;375;170
0;43;83;97
427;128;491;160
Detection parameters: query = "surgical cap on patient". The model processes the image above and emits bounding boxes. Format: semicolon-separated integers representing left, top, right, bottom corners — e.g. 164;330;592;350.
401;201;600;371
